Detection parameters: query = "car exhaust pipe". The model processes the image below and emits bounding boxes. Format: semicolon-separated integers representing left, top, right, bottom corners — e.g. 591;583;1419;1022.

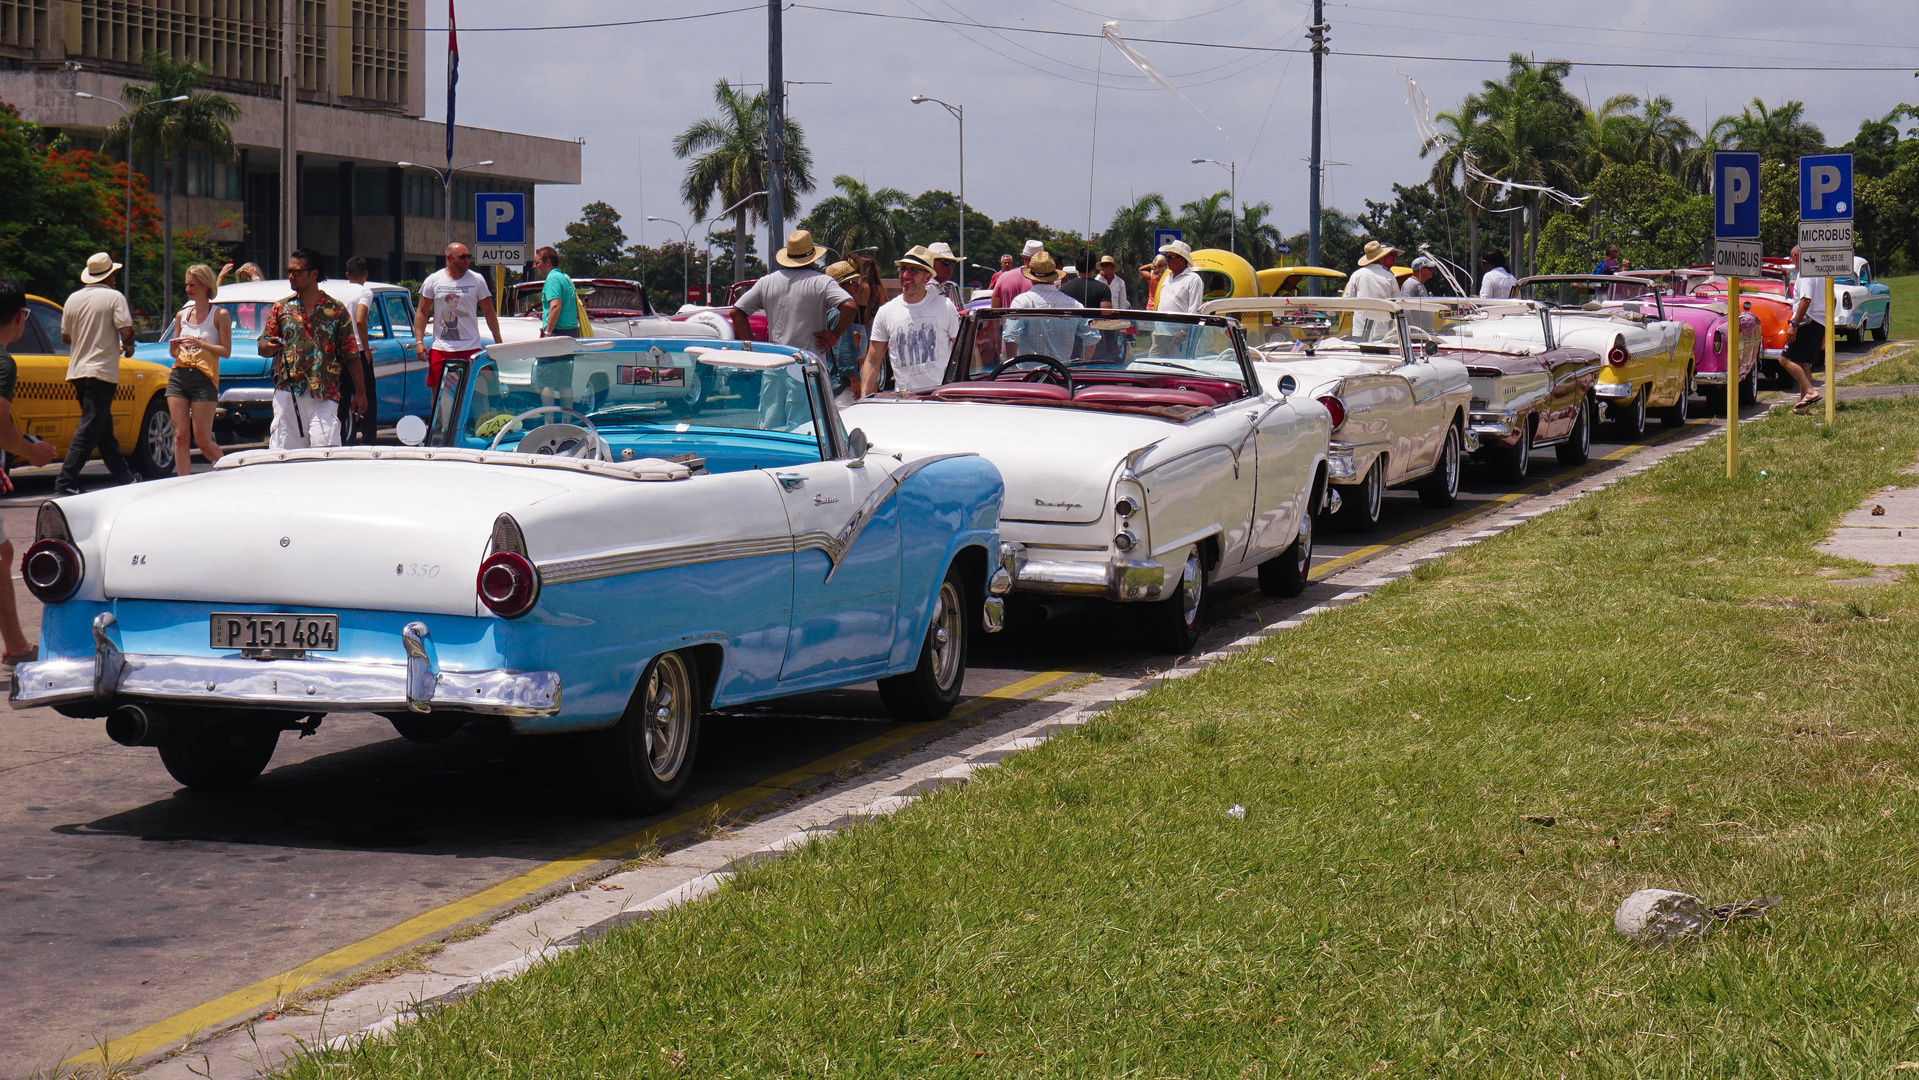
105;703;168;747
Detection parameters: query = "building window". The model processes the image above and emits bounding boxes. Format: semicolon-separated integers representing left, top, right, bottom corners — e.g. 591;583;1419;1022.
350;0;408;107
403;173;439;219
354;169;389;215
302;168;338;215
73;0;331;100
0;0;48;51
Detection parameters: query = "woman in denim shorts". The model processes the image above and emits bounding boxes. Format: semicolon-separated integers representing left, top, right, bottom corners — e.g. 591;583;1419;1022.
168;264;231;475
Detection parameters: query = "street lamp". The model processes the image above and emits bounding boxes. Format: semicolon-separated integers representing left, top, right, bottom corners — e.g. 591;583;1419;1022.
703;189;768;303
1191;158;1237;255
397;159;495;247
75;92;189;300
646;215;691;308
911;95;965;301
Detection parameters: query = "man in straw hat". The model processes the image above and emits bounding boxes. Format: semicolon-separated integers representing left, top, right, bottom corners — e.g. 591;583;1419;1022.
1344;240;1401;340
1344;240;1400;300
926;242;964;309
1003;250;1095;361
1095;254;1130;310
55;252;137;495
733;230;855;426
1154;240;1203;316
862;246;960;395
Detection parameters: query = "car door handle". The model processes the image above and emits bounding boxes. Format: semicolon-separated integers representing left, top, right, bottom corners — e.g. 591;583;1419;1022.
775;472;807;491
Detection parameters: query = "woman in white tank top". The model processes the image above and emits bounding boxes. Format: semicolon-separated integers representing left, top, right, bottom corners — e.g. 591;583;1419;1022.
167;264;231;476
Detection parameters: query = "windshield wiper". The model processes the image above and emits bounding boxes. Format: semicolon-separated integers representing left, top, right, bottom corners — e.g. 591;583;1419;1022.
1124;358;1209;375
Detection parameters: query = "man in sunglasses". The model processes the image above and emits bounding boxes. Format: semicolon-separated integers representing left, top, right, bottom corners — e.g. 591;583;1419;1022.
258;248;366;448
413;242;503;394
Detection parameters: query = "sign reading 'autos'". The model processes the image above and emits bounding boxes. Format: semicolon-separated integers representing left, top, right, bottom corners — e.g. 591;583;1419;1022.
1713;151;1762;277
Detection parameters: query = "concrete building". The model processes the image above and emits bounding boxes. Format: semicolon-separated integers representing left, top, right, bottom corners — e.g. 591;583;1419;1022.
0;0;577;282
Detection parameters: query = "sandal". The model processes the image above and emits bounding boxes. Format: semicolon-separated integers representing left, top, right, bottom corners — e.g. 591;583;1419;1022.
1791;401;1812;415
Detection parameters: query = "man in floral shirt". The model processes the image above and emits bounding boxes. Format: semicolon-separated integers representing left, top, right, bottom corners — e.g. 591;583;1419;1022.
259;248;366;449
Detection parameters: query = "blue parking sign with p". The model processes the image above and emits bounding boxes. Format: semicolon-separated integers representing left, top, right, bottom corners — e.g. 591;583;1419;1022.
476;192;526;244
1714;152;1760;240
1799;154;1852;220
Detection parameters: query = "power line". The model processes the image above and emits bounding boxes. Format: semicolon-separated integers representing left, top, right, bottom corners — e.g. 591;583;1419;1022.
793;5;1919;71
1330;1;1919;54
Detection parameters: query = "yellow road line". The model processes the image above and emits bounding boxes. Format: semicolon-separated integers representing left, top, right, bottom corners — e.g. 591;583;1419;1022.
68;667;1082;1070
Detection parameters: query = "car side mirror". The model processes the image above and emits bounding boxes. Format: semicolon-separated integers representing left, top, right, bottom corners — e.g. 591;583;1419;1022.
396;414;428;446
1424;337;1439;358
1275;374;1297;398
846;427;870;459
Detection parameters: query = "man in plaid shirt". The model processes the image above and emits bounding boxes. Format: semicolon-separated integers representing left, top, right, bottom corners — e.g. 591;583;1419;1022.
259;248;366;449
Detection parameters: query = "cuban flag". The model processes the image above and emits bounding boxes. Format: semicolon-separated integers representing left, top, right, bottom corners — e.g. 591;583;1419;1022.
445;0;458;165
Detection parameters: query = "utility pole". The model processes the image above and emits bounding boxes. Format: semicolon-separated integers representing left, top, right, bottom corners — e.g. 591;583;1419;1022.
280;0;299;271
767;0;785;269
1307;0;1327;292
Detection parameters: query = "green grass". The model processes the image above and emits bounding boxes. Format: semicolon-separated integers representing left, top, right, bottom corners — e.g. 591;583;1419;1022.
1884;274;1917;343
1840;275;1917;386
289;400;1919;1079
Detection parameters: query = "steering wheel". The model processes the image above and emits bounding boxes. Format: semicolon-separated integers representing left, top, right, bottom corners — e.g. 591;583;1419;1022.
991;354;1076;395
486;405;605;459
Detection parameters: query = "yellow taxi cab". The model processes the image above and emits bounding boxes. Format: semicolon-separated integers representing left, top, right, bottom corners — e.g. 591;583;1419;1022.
10;294;175;476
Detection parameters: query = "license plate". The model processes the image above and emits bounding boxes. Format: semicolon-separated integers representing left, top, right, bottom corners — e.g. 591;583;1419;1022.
210;613;340;652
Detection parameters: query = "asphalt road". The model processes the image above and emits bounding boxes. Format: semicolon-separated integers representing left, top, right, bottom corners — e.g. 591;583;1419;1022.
0;398;1799;1076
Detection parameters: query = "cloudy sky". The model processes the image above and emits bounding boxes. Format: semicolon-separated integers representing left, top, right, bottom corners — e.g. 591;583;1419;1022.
435;0;1918;253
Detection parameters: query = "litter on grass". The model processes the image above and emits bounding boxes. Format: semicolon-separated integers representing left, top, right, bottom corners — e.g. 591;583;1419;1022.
1226;804;1246;820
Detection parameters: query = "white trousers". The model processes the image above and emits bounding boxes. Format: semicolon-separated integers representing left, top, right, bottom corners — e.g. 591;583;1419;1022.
269;390;342;449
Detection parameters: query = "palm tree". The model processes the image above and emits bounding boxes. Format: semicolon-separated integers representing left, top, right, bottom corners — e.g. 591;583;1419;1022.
801;175;911;266
1453;54;1584;276
1623;95;1698;179
674;78;816;284
1422;105;1502;273
1711;98;1826;164
1235;201;1284;267
1176;191;1233;251
1573;92;1639;186
1102;193;1172;281
105;51;239;317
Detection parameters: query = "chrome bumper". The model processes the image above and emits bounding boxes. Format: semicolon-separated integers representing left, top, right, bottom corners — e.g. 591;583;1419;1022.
217;386;275;405
1694;370;1729;385
1761;348;1783;360
11;615;560;716
1003;542;1167;602
1594;381;1637;400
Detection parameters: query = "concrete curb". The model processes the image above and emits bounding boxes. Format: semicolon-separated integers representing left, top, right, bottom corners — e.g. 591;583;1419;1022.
131;412;1757;1079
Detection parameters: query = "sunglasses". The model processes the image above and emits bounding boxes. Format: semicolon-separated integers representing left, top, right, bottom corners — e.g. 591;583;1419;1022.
284;266;314;276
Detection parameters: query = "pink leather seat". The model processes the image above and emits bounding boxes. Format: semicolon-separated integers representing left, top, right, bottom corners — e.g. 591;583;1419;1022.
932;382;1071;402
1072;386;1217;410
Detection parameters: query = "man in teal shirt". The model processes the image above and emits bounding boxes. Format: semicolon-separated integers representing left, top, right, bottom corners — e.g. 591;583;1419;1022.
533;246;579;336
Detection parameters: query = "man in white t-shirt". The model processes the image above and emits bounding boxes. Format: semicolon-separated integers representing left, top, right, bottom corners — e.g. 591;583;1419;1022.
341;255;376;443
412;243;503;392
1477;249;1517;299
1153;239;1205;353
1781;244;1825;411
862;247;960;395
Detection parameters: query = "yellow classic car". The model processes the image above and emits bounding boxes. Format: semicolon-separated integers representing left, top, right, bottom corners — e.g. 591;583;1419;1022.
10;294;175;476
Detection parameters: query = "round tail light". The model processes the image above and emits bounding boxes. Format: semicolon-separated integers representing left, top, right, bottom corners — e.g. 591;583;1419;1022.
1317;395;1347;428
1606;341;1629;366
23;538;83;603
477;551;539;618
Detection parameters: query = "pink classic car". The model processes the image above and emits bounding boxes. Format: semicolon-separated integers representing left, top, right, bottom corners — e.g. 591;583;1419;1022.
1660;297;1762;409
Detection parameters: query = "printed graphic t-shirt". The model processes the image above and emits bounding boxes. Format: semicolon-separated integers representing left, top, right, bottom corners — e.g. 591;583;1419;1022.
871;293;961;392
420;269;491;352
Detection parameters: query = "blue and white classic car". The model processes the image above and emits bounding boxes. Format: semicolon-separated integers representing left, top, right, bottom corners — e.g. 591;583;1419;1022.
13;338;1006;813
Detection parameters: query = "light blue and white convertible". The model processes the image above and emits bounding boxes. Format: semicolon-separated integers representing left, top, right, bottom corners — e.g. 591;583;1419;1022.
13;338;1007;813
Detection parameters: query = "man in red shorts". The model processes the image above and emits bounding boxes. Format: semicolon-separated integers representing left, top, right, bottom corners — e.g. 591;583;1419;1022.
412;242;503;393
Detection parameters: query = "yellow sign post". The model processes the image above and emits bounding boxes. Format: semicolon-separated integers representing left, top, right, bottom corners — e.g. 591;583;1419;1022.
1726;276;1741;477
1824;276;1836;423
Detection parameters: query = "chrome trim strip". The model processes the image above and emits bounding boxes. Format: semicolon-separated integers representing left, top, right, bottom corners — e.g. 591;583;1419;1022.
822;454;975;584
11;654;561;716
537;454;977;587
